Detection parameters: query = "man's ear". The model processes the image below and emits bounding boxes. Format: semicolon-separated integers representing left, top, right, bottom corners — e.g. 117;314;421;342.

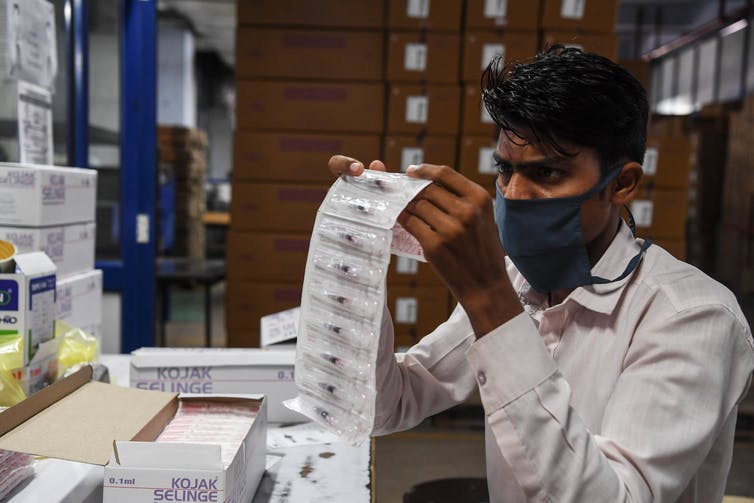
611;162;643;205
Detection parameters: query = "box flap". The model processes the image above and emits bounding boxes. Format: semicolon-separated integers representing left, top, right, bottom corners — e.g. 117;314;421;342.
14;251;56;275
0;367;177;465
131;347;295;368
113;441;222;470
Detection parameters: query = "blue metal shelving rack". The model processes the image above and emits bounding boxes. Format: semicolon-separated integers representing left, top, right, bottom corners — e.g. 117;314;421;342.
68;0;157;353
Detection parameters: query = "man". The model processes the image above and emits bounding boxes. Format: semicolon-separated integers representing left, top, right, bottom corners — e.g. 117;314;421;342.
329;48;753;502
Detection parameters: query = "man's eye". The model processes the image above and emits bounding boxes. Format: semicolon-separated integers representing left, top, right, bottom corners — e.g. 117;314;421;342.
495;161;513;176
535;166;562;180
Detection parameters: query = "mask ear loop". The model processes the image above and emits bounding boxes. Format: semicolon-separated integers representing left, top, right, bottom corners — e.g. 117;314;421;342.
623;205;637;236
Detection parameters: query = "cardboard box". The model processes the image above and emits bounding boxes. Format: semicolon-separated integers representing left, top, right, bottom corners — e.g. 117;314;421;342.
236;28;384;81
387;256;444;287
130;347;304;423
386;32;461;84
620;58;651;92
383;135;458;172
387;0;463;31
641;136;694;190
227;231;310;282
55;269;103;342
653;238;686;261
458;135;500;191
541;31;619;60
237;0;384;29
464;0;541;31
386;84;461;136
226;281;303;347
236;81;385;133
631;187;689;240
0;164;97;226
541;0;619;33
0;251;56;364
388;285;451;348
230;182;328;232
461;84;499;135
0;366;267;503
233;131;381;183
462;31;539;82
0;222;95;279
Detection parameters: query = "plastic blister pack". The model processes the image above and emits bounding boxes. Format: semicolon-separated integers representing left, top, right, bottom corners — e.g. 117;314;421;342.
285;171;431;444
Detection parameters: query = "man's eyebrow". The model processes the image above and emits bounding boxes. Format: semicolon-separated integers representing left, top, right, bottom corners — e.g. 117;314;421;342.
492;152;566;167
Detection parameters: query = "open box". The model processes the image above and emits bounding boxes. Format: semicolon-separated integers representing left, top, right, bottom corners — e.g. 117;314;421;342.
0;366;267;503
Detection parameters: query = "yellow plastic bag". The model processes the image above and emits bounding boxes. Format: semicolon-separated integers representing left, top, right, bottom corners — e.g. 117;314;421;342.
56;320;98;379
0;333;26;407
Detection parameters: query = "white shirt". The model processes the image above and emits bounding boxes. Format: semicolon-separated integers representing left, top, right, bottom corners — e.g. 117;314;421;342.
373;222;754;502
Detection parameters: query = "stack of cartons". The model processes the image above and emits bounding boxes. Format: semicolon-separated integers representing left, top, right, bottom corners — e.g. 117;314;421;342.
158;126;208;259
629;133;694;259
230;0;385;346
0;163;100;388
382;0;467;347
540;0;620;59
459;2;541;197
718;95;754;294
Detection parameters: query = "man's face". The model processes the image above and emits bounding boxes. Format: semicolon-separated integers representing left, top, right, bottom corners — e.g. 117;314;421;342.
494;130;615;246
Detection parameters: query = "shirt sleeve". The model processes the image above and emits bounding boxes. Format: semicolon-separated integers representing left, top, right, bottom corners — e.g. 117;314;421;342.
467;301;754;502
372;303;479;435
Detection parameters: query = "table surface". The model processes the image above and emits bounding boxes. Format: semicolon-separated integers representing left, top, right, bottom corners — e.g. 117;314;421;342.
156;257;226;281
5;354;373;503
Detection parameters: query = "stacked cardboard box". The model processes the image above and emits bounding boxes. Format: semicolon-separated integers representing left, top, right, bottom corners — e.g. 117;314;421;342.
158;126;208;259
540;0;620;59
0;163;101;391
718;95;754;294
459;2;541;197
230;1;386;346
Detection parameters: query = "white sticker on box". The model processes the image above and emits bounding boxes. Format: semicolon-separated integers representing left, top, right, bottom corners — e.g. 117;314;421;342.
17;81;53;165
481;103;494;124
395;297;418;323
261;306;301;347
406;96;429;123
631;200;654;228
482;43;505;70
5;0;58;90
407;0;430;18
484;0;508;18
478;147;498;175
643;147;659;176
404;43;428;71
561;0;586;19
396;256;419;274
401;147;424;172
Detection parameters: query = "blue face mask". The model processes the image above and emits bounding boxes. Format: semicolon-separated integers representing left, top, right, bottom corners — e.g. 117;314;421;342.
494;166;652;293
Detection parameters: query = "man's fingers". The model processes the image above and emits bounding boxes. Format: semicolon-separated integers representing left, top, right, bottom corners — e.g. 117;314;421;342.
368;160;387;172
328;155;364;177
406;163;481;197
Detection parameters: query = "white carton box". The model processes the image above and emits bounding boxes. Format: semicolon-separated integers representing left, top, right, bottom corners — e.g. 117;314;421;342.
56;268;102;341
0;163;97;226
0;251;56;364
0;222;96;278
0;366;267;503
130;347;304;423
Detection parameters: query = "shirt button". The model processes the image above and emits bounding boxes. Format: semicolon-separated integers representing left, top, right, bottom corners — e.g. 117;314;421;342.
477;371;487;386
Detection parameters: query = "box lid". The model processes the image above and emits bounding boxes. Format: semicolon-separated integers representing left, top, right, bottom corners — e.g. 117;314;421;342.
14;251;56;275
0;366;177;465
130;347;296;368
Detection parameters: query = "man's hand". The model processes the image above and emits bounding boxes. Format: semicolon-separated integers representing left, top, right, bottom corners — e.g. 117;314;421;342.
399;164;522;337
328;155;387;177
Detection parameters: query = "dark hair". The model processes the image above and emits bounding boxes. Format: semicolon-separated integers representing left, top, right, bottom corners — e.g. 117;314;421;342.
482;46;648;172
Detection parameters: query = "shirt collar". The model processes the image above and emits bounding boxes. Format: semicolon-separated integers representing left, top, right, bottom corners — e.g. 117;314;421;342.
506;220;645;316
